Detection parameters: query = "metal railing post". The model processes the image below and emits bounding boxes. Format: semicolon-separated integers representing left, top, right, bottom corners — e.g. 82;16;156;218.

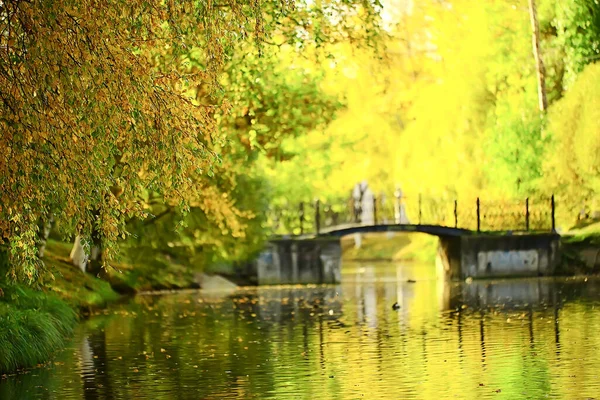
454;199;458;228
394;187;403;224
299;202;304;235
476;197;481;233
315;199;321;236
373;196;377;225
525;198;530;231
551;194;555;232
353;198;361;223
418;193;422;225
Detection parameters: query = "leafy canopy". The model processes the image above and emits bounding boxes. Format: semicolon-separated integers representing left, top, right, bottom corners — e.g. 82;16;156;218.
0;0;383;281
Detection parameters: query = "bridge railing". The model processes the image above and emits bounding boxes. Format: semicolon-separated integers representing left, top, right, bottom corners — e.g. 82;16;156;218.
475;198;554;232
267;194;556;236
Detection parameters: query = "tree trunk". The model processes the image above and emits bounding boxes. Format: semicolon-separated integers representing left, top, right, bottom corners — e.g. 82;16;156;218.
70;235;88;272
36;216;54;258
528;0;548;112
70;206;104;275
87;211;104;276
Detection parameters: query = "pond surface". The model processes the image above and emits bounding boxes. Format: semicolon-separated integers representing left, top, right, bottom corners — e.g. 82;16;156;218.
3;263;600;399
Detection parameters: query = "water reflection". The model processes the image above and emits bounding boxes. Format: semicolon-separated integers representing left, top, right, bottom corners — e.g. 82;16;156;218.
3;263;600;399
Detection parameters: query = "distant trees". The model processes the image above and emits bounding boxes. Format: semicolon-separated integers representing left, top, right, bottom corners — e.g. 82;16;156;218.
544;63;600;217
262;0;600;230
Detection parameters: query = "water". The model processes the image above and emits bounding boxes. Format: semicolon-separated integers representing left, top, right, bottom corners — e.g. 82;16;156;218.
3;263;600;399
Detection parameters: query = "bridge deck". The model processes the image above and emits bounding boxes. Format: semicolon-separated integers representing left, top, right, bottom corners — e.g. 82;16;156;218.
319;223;473;237
270;223;473;239
270;223;556;240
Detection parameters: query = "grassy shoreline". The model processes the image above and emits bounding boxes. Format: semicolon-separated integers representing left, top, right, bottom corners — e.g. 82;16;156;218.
558;229;600;275
0;245;119;374
0;239;199;375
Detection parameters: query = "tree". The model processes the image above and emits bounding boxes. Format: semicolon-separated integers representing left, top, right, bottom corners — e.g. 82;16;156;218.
552;0;600;89
544;62;600;223
0;0;383;282
127;38;346;268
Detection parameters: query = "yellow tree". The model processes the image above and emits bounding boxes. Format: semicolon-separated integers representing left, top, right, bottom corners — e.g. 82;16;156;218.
0;0;383;281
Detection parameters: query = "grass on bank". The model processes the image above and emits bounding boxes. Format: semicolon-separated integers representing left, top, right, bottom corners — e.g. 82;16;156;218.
557;219;600;275
0;237;201;374
341;233;438;263
0;284;77;374
0;242;119;374
109;251;197;293
46;239;197;294
562;219;600;244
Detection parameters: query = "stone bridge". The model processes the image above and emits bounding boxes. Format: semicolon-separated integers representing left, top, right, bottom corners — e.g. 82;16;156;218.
255;189;561;285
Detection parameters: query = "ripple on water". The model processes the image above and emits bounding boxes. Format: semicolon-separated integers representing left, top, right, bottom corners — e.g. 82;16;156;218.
3;264;600;399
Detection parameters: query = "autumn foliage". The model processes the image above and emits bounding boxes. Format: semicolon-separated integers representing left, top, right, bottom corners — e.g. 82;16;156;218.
0;0;382;281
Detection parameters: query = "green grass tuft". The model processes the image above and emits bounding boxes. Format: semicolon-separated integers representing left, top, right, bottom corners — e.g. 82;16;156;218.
0;236;205;374
0;284;77;373
0;240;121;374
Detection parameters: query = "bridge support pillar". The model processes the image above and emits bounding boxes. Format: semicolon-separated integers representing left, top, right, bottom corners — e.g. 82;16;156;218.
256;238;342;285
436;236;462;281
437;233;561;281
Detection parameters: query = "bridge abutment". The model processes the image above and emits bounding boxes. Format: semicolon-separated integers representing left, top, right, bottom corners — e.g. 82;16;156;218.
256;238;342;285
253;233;560;285
437;233;561;280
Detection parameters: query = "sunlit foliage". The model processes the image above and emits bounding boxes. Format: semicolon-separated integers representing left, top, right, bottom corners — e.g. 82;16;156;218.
2;0;599;282
0;0;383;281
263;0;600;231
544;62;600;219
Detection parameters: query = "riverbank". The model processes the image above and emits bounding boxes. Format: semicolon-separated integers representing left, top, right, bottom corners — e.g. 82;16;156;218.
341;232;438;263
0;243;118;374
3;225;598;375
0;239;199;374
559;220;600;275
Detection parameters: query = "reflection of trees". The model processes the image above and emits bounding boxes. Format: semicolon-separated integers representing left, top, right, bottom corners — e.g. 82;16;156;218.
7;278;600;398
79;330;115;400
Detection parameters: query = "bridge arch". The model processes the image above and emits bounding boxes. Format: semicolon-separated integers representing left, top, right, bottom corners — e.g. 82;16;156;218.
315;223;473;238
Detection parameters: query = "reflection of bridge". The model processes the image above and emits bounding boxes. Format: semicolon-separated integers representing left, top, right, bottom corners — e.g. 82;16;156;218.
269;193;556;237
255;193;561;286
